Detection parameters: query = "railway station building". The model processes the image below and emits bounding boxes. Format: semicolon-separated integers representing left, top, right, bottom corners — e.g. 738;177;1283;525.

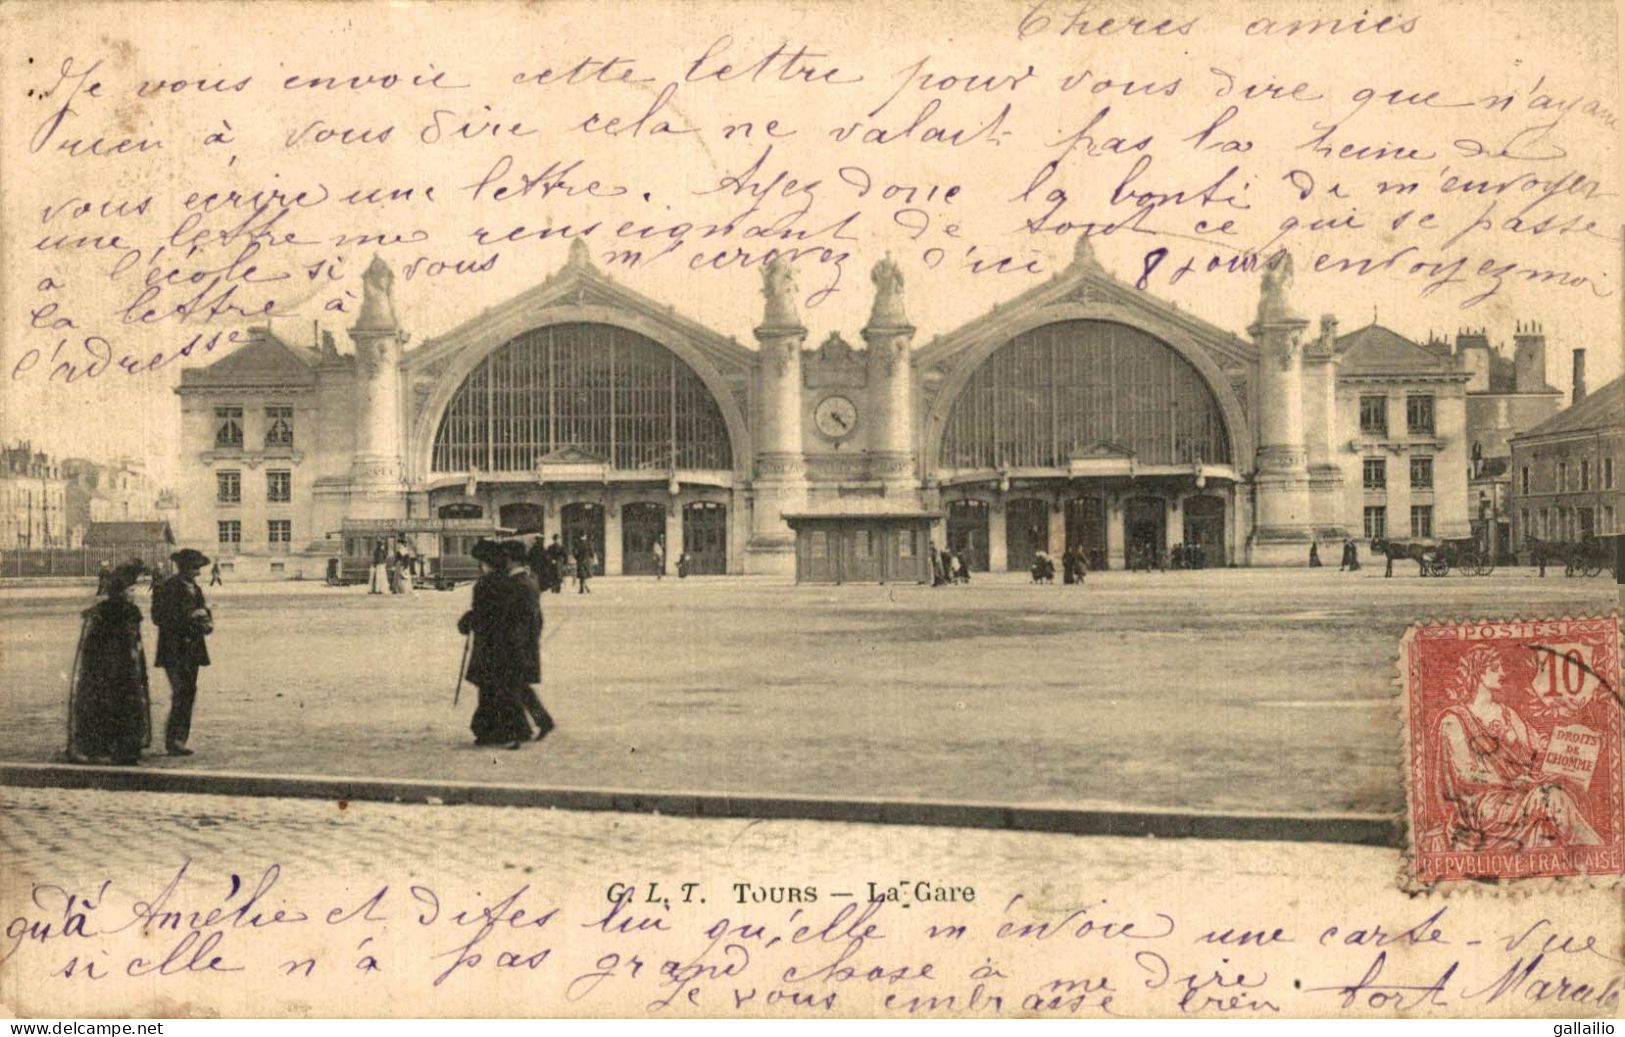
174;238;1488;579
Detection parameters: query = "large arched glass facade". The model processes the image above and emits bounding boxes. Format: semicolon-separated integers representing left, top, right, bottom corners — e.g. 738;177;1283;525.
431;323;732;473
940;320;1231;469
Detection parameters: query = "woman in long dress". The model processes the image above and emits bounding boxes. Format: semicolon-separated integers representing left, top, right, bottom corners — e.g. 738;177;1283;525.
68;561;153;765
1432;644;1602;850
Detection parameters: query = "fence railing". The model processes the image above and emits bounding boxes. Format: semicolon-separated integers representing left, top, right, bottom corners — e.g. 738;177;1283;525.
1;545;173;578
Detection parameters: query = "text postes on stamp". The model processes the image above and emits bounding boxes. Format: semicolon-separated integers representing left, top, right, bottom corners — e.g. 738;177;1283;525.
1404;615;1623;886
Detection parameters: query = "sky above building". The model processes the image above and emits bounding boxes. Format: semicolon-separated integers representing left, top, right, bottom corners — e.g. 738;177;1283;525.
2;0;1618;487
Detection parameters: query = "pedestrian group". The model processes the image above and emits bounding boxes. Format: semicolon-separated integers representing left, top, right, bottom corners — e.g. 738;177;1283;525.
67;548;213;765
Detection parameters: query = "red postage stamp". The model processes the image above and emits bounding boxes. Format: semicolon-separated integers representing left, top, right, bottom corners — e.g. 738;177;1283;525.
1403;615;1623;885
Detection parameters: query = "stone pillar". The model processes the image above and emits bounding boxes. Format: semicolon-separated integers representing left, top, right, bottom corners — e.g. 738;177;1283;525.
988;504;1007;571
1247;255;1313;564
862;255;918;494
1304;315;1347;539
1048;502;1066;559
665;502;683;572
604;497;623;575
348;256;408;520
1105;495;1126;569
747;256;808;575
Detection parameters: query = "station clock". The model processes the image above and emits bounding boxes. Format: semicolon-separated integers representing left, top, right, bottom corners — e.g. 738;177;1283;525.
813;394;859;441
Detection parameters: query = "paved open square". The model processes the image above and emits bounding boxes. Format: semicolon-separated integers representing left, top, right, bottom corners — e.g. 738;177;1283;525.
1;568;1614;815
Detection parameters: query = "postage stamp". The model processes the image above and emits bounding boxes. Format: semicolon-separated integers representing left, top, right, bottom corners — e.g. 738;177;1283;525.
1403;615;1624;886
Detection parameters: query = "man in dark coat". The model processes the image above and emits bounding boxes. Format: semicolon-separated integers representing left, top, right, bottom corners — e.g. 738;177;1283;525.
503;540;554;741
526;536;553;594
573;535;594;594
1339;538;1360;571
545;534;568;593
152;548;212;756
458;540;534;748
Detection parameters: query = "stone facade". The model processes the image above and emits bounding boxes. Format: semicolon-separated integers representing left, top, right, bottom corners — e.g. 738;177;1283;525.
0;442;71;548
1509;375;1623;550
173;246;1492;578
62;456;162;536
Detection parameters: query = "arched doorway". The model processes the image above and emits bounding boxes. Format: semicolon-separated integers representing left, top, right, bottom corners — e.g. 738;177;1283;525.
1066;496;1107;570
561;502;605;575
1182;495;1226;567
499;502;544;534
947;499;990;572
682;501;727;574
1126;496;1165;568
1005;497;1049;570
622;501;666;575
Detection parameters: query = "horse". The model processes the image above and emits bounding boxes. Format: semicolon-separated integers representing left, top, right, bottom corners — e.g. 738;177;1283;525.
1522;534;1558;575
1369;536;1432;577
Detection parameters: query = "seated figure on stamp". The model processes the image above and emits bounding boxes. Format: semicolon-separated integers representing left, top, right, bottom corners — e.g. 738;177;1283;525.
1432;644;1603;850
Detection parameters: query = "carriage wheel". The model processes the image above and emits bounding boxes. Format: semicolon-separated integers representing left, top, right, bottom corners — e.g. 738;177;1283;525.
1474;557;1495;576
1585;562;1603;578
1429;560;1450;577
1455;553;1476;576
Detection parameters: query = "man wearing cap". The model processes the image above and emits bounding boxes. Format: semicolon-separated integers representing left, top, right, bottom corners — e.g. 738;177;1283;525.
503;540;554;741
458;539;533;747
152;548;214;756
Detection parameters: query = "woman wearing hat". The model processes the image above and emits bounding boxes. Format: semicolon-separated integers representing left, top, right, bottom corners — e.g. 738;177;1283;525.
152;547;214;756
67;560;153;765
457;539;533;748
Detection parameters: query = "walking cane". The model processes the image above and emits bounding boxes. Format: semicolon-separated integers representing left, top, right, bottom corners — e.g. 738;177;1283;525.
453;631;471;706
132;636;155;751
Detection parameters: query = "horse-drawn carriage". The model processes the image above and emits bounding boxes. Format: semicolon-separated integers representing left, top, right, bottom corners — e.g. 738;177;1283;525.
1370;536;1495;577
1562;534;1619;578
1523;534;1619;578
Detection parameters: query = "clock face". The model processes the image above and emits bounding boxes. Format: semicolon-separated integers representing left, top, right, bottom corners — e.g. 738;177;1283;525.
814;395;858;439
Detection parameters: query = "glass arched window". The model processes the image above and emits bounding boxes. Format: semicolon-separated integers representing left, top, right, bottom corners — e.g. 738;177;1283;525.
214;407;244;450
265;406;294;447
432;324;732;473
941;321;1230;469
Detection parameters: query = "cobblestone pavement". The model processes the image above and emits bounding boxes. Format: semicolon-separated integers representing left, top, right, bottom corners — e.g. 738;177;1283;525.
2;785;1363;889
2;568;1614;815
5;786;1619;1019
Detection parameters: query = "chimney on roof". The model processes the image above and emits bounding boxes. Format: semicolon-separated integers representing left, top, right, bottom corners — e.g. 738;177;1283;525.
1512;320;1547;394
1572;349;1586;405
1454;328;1491;392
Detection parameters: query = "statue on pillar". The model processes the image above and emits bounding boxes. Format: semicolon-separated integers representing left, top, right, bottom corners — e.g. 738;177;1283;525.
355;255;399;331
868;254;909;327
1255;251;1301;327
566;236;596;270
1072;232;1103;271
760;256;800;328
